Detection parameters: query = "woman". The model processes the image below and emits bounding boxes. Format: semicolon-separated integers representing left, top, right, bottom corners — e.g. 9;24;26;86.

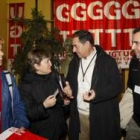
0;37;29;133
19;48;72;140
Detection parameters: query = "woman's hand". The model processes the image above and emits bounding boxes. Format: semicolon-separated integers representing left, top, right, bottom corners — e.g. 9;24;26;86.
9;127;25;135
43;95;56;108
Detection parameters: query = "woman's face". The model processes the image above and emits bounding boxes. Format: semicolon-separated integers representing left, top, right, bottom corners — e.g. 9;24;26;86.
0;44;4;66
34;58;52;75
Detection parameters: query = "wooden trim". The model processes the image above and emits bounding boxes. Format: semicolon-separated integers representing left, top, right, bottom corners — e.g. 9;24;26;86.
51;0;54;28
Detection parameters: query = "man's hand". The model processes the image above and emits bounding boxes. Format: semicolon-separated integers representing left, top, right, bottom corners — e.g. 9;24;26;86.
63;81;74;99
83;89;96;101
64;98;70;106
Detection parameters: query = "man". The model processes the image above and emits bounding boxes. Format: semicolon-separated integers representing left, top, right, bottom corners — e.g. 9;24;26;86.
0;37;29;133
126;27;140;140
66;30;122;140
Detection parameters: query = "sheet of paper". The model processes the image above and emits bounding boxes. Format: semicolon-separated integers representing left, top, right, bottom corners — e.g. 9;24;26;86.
0;127;17;140
54;89;59;97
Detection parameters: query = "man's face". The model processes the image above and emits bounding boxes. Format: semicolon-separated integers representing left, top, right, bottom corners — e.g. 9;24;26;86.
132;31;140;59
0;44;4;66
72;37;88;58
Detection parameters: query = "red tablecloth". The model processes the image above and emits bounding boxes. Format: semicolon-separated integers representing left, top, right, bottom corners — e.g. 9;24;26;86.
7;130;48;140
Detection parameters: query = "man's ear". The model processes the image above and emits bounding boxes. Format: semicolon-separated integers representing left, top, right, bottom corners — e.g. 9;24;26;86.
85;41;90;47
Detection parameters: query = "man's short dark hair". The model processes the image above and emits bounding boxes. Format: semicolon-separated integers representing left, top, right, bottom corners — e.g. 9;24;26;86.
133;27;140;34
73;30;94;46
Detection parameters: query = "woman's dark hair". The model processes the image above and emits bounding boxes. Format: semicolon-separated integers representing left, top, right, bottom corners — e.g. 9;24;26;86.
27;48;50;72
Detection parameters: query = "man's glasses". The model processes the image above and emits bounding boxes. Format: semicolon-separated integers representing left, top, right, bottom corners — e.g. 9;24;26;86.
132;41;140;46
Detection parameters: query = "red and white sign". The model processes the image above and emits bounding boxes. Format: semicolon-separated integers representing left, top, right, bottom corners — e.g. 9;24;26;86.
8;3;24;59
54;0;140;68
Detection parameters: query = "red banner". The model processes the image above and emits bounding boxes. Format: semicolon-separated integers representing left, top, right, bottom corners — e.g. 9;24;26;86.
8;3;24;59
54;0;140;68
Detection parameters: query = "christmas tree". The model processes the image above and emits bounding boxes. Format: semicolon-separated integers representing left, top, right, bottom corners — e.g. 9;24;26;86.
12;8;64;80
